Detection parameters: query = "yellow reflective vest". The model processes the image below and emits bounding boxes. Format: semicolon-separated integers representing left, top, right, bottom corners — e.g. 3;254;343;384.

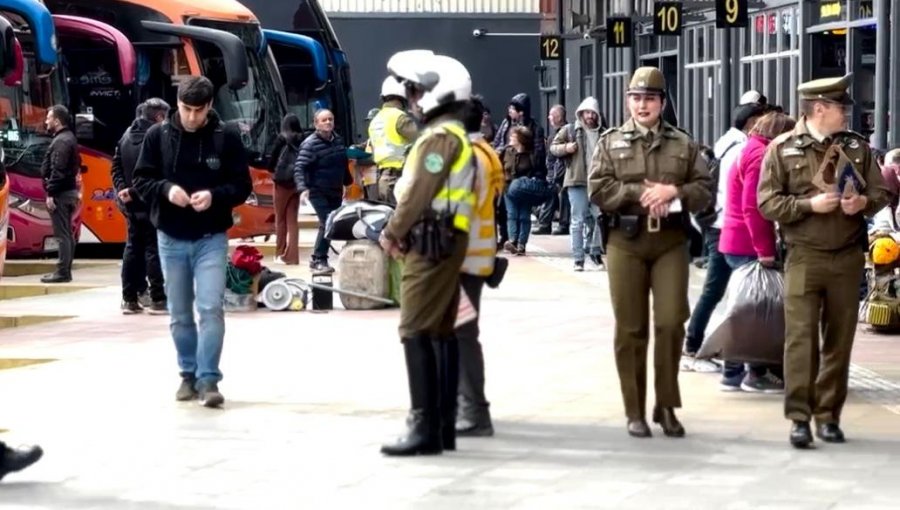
396;120;476;233
462;136;504;276
368;106;408;170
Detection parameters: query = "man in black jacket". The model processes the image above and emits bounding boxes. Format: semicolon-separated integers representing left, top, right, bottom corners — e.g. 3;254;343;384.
112;98;170;314
133;77;252;408
40;105;81;283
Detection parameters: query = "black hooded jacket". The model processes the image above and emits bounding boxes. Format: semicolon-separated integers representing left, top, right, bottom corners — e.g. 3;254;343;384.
112;117;156;214
133;110;252;240
492;93;546;168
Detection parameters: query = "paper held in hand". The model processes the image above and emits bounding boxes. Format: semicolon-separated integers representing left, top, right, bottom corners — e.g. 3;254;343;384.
669;198;683;213
454;285;478;328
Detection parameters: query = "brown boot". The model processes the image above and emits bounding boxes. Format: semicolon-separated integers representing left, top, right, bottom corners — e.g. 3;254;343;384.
652;406;685;437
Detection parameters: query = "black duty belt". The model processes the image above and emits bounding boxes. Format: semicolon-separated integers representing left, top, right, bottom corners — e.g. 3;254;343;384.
609;213;683;234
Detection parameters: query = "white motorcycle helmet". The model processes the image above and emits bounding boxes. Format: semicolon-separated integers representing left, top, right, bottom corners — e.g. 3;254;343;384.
418;55;471;118
386;49;439;97
380;76;407;101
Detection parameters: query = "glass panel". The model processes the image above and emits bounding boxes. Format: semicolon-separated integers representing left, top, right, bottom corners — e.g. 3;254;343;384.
779;57;791;110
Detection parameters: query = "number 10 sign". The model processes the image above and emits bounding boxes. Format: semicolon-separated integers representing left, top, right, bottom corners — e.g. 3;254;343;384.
716;0;749;28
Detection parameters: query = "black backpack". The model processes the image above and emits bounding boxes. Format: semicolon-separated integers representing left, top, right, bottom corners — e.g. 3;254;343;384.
273;141;300;186
693;140;740;230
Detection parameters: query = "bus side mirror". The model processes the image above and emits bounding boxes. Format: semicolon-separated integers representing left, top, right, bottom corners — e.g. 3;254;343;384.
0;16;22;83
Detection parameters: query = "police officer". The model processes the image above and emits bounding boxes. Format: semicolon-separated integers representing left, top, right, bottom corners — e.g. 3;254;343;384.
378;52;476;456
370;77;419;205
757;74;890;448
588;67;712;438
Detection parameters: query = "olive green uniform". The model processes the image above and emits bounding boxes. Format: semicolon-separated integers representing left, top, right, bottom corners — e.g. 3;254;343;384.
589;118;712;421
382;114;467;338
758;119;889;426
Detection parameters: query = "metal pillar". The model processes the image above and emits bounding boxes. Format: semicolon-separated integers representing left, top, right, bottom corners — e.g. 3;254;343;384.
891;0;900;147
847;23;861;133
557;0;566;113
798;0;810;83
874;0;889;149
719;26;732;135
624;0;633;77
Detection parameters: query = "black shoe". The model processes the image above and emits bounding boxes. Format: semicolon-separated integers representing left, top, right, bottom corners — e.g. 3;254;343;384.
551;227;569;236
40;272;71;283
175;375;198;401
121;300;143;315
790;421;813;448
627;419;652;438
381;410;443;456
455;416;494;437
515;244;526;256
381;336;443;456
198;382;225;408
816;423;845;443
532;226;552;235
652;406;686;437
311;260;335;275
589;254;604;268
148;300;168;315
0;444;43;480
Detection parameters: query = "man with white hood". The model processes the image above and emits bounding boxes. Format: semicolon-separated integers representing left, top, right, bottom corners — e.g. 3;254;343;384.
550;96;606;271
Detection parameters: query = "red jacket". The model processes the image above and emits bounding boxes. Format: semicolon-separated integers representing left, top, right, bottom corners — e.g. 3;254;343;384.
719;134;777;258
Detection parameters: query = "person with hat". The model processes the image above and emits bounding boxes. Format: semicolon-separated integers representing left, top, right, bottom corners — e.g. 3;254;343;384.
588;67;712;438
369;77;420;205
757;73;891;448
682;91;771;378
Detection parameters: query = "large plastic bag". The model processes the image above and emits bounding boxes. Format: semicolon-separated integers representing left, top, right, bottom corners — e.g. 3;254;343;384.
696;261;785;364
324;200;394;242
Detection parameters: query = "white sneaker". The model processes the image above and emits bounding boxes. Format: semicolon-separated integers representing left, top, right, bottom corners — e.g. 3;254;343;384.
679;355;696;372
691;358;722;373
273;256;285;265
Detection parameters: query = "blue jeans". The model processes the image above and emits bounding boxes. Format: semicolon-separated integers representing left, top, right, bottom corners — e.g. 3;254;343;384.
685;228;732;353
505;194;531;246
157;231;228;387
567;186;601;262
308;191;343;261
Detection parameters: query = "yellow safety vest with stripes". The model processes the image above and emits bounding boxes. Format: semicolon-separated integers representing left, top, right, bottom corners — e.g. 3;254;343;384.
402;120;476;234
368;106;408;170
462;136;504;276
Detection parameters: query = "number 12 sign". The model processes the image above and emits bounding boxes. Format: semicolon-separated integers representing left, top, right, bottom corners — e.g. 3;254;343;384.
716;0;749;28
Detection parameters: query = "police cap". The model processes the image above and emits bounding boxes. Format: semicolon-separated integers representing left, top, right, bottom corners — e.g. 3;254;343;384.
798;73;854;106
627;67;666;96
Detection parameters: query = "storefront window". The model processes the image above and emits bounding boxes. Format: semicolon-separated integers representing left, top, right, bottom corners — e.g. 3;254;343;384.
741;6;800;116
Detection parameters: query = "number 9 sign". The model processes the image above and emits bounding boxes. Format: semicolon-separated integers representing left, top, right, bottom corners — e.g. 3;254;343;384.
716;0;748;28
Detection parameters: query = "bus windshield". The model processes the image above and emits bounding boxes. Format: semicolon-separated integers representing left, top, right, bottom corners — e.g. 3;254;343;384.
0;42;66;179
189;18;285;166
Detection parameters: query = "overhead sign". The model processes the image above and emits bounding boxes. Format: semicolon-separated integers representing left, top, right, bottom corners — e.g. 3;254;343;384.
716;0;748;28
653;1;682;36
607;16;632;48
539;35;562;61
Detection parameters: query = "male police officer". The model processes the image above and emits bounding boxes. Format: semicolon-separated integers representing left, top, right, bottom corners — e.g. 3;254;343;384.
379;52;476;456
370;77;419;205
757;74;889;448
589;67;712;438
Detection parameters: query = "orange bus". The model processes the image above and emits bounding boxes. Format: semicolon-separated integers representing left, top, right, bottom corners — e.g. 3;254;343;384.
45;0;288;243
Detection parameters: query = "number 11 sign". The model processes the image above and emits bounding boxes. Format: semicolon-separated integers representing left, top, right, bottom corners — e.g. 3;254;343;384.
716;0;749;28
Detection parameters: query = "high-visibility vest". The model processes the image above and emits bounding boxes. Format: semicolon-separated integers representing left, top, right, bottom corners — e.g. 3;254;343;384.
400;120;476;233
461;136;504;276
368;106;408;169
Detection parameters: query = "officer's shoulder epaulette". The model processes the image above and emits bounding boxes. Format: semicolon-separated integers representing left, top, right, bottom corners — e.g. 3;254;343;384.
599;127;618;138
837;129;869;144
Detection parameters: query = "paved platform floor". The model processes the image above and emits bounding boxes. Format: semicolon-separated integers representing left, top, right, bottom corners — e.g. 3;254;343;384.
1;233;899;509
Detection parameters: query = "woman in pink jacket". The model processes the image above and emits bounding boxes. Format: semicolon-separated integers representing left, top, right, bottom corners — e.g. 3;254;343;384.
718;111;796;394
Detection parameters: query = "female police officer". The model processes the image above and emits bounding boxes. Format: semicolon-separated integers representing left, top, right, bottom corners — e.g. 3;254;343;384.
588;67;712;438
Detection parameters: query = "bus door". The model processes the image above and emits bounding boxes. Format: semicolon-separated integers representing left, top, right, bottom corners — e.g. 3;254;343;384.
53;14;136;244
0;14;23;279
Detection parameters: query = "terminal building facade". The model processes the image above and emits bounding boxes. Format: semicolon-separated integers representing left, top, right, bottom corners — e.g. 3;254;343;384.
543;0;896;149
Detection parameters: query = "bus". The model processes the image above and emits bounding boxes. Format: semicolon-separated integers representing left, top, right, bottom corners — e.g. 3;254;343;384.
0;13;22;277
239;0;357;143
0;0;84;258
44;0;293;243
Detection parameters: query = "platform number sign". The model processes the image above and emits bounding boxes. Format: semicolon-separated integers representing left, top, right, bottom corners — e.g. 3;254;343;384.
653;1;682;36
607;17;632;48
716;0;749;28
539;35;562;61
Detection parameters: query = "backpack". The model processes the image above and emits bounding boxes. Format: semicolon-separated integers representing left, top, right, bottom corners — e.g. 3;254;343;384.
273;140;300;185
693;140;740;230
